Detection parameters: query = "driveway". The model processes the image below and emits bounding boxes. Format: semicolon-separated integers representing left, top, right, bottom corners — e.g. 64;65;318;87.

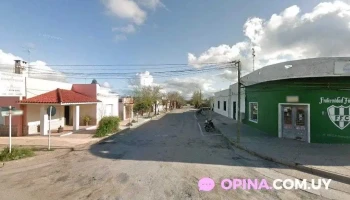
0;108;348;200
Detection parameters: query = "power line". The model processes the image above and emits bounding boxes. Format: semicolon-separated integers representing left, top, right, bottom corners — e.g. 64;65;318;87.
27;66;233;80
0;61;230;68
27;64;231;76
26;64;229;74
27;61;231;67
26;63;232;76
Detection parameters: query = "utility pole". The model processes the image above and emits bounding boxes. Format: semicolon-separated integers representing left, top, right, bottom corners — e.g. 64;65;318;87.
237;61;241;144
252;47;255;71
199;89;202;107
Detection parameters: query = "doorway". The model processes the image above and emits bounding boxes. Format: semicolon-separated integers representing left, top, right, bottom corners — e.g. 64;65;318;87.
279;104;309;142
233;101;237;120
64;106;70;125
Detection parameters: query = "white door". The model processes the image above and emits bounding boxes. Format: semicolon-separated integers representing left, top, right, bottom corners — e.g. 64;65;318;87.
105;104;113;116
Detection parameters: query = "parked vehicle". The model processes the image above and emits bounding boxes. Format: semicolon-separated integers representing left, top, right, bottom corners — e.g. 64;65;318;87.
204;119;215;132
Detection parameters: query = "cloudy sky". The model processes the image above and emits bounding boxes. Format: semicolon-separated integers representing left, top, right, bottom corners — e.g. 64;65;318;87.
1;0;350;98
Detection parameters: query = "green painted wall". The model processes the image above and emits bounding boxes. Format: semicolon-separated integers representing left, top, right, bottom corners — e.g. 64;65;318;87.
244;77;350;143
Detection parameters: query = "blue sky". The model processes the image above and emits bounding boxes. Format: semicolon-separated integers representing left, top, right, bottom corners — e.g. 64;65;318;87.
0;0;347;96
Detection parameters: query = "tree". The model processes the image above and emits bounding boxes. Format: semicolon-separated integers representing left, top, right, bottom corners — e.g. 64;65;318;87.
132;85;163;117
191;91;202;108
167;91;186;109
150;86;162;115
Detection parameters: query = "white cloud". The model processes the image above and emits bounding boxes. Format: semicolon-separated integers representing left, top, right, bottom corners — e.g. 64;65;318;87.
103;82;111;88
102;0;146;25
161;76;216;99
112;24;136;33
0;49;21;67
188;0;350;81
29;61;67;82
102;0;165;40
136;0;165;10
115;34;127;42
188;42;250;68
0;49;66;82
42;34;63;40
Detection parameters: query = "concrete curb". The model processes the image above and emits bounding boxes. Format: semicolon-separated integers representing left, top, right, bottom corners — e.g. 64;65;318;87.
219;132;350;185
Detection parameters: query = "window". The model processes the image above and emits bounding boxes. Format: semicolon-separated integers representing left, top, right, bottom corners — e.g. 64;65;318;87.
218;101;220;109
0;115;3;125
249;102;258;123
224;101;227;111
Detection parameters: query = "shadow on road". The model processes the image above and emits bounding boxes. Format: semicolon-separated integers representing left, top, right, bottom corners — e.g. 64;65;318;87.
89;110;284;168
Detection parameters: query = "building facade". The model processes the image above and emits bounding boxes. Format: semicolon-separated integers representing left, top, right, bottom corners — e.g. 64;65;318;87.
214;57;350;144
214;85;245;120
0;61;120;136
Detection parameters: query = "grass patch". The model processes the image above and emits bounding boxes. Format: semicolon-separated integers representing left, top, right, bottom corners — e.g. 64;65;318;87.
0;147;35;162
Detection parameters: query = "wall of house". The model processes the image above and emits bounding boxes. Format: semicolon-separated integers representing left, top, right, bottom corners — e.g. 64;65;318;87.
96;100;119;122
118;101;124;120
79;104;97;125
47;105;64;131
26;77;72;98
97;96;119;122
245;77;350;144
26;105;64;134
95;84;119;122
214;89;230;117
213;84;246;120
229;84;246;120
72;84;97;97
0;97;23;136
26;104;41;134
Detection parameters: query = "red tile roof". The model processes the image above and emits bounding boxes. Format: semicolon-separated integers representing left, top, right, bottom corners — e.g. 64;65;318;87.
19;88;100;104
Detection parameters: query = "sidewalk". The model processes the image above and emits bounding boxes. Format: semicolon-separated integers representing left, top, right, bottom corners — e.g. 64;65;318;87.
0;134;100;149
210;112;350;184
0;112;170;150
120;111;169;130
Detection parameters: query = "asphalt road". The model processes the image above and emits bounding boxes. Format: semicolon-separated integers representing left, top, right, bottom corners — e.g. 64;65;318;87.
0;108;345;200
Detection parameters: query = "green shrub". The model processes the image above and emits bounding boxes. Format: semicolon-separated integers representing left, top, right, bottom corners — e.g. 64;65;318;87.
0;147;35;162
95;116;121;137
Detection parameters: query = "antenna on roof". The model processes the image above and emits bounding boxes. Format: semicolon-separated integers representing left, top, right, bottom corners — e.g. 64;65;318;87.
22;44;35;77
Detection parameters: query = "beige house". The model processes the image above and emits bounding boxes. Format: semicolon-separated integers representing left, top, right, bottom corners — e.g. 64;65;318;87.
18;88;100;135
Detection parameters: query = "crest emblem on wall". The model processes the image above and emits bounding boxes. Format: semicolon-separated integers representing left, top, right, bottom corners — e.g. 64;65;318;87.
327;105;350;130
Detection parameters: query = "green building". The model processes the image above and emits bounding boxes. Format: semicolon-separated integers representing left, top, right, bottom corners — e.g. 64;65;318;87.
215;57;350;144
242;57;350;144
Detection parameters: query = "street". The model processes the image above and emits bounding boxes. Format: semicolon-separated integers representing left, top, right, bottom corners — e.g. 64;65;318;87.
0;108;338;200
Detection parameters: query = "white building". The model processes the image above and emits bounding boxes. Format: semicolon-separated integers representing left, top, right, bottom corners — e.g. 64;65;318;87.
0;60;120;136
213;84;245;120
